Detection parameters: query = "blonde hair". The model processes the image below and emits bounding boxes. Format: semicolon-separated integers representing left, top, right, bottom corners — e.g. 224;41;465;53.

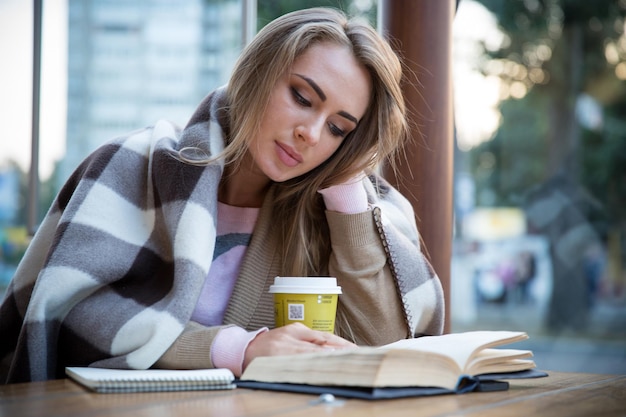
190;7;408;276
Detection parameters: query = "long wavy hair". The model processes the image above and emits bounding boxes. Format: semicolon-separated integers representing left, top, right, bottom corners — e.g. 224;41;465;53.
188;7;408;276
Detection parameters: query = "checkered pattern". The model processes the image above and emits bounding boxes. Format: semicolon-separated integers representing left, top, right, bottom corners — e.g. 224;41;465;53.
0;90;227;383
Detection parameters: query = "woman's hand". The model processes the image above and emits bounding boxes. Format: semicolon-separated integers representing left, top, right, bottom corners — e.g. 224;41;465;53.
242;323;357;370
318;172;368;214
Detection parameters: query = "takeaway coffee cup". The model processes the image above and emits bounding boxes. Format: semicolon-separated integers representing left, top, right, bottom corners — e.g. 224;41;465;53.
269;277;342;333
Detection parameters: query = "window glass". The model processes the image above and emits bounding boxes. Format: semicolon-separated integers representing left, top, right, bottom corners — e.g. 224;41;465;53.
452;0;626;374
0;0;43;292
0;0;376;294
0;0;243;294
9;0;623;379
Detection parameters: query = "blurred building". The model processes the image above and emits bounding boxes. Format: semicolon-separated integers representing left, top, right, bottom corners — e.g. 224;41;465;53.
60;0;241;185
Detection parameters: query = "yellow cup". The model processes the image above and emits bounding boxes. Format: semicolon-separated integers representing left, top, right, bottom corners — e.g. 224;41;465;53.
269;277;342;333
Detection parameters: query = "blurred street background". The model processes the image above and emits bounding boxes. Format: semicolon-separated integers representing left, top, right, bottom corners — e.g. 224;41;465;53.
452;238;626;374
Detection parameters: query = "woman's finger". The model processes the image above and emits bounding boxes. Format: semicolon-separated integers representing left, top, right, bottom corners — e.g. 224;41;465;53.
284;323;357;348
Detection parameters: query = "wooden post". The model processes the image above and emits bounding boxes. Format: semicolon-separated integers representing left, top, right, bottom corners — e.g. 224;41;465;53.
380;0;455;332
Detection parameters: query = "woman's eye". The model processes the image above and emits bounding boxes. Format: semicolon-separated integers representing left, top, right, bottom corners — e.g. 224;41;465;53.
329;124;346;138
291;87;310;106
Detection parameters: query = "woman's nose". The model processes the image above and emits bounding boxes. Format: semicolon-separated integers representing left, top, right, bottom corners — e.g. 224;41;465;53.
295;120;322;146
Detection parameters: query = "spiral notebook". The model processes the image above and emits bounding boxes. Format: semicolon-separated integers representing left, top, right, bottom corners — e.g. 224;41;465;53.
65;367;236;393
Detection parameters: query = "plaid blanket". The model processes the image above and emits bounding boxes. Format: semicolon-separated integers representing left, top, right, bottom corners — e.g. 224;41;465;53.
0;88;444;384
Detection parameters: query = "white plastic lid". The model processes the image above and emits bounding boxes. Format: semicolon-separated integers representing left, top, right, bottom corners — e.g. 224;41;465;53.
269;276;342;294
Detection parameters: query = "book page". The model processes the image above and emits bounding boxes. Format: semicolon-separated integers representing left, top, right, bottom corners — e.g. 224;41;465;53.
241;350;388;384
240;330;532;390
379;331;528;372
240;347;463;390
465;348;534;375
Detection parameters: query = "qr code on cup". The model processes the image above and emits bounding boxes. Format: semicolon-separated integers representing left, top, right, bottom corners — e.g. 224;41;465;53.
288;304;305;320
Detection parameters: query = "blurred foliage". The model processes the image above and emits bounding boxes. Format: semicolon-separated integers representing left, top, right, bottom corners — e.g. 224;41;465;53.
10;162;57;227
469;88;549;207
581;102;626;227
0;160;55;273
257;0;376;28
469;0;626;233
476;0;626;97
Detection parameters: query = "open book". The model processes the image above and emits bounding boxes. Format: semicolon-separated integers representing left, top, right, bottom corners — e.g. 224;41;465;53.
239;331;542;396
66;367;235;393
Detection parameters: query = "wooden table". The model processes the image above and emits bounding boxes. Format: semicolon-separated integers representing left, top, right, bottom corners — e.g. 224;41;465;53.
1;371;624;417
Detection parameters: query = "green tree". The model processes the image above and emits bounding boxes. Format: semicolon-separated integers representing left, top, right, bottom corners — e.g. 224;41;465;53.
473;0;626;176
470;0;626;229
257;0;376;28
470;88;549;207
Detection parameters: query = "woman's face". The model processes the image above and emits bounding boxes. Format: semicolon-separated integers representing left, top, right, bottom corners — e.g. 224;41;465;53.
249;42;372;183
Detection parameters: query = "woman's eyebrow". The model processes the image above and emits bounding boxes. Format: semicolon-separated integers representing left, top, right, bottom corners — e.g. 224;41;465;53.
338;111;357;124
294;73;358;124
294;73;326;101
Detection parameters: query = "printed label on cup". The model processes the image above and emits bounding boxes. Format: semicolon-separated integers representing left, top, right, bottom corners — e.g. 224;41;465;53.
269;277;341;333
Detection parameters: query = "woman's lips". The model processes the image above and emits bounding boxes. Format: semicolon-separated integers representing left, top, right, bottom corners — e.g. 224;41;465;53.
275;142;303;167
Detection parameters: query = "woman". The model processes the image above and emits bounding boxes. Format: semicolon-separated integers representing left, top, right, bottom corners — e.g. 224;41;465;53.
0;7;444;384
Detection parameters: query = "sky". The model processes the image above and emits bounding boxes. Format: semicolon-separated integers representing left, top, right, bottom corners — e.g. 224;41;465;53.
0;0;500;179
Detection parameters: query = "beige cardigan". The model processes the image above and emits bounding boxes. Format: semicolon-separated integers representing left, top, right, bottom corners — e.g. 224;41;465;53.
156;185;442;369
